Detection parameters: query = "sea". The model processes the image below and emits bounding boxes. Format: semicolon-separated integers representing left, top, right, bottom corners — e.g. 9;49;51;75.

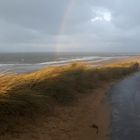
0;52;136;74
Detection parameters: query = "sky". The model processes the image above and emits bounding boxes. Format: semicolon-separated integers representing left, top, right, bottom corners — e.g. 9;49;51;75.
0;0;140;52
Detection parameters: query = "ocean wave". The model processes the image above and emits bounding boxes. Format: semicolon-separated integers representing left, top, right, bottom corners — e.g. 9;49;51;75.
0;56;102;66
38;56;104;65
38;56;129;65
0;56;128;68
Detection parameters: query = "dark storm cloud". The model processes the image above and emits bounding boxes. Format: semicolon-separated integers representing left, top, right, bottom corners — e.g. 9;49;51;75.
0;0;140;52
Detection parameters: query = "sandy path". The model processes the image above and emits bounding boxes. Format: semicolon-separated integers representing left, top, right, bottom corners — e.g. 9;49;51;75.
109;72;140;140
0;84;111;140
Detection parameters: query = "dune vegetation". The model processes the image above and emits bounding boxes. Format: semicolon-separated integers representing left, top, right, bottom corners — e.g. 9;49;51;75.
0;62;139;134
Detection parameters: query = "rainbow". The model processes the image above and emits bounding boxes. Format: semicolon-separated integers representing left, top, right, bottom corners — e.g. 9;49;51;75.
55;0;76;52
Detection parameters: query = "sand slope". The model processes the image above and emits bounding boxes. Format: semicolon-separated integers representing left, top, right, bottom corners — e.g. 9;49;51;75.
0;84;111;140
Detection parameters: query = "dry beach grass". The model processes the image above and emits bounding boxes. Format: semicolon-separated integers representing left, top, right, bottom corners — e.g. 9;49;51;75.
0;60;139;139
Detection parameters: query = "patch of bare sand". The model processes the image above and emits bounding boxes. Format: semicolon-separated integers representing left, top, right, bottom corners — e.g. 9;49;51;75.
0;83;111;140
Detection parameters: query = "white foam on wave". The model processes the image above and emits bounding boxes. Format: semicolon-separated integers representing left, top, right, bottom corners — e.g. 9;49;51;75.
0;56;129;73
38;56;103;65
0;56;128;66
0;56;102;66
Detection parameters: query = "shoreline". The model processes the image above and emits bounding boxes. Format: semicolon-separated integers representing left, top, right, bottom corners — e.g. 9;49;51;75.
0;56;133;74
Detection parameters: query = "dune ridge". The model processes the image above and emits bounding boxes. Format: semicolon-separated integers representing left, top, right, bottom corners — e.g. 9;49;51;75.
0;61;139;139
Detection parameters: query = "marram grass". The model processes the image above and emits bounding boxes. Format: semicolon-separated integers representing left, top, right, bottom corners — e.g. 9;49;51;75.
0;62;139;134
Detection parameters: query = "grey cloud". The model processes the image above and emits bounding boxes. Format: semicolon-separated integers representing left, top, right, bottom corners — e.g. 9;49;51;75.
0;0;140;52
0;0;70;34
